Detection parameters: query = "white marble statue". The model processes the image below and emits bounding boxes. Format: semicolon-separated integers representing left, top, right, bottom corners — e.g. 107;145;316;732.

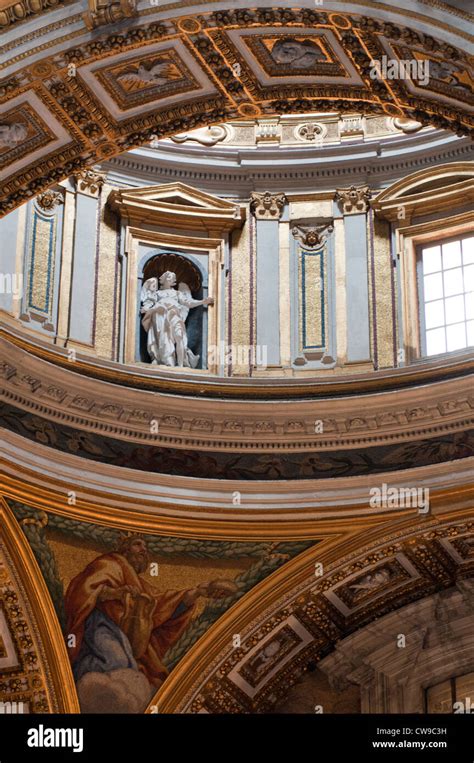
140;271;214;367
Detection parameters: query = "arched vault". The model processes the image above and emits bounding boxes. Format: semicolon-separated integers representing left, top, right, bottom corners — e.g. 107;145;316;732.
0;0;473;215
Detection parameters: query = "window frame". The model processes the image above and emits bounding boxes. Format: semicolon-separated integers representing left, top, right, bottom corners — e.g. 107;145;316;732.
416;231;474;359
395;214;473;364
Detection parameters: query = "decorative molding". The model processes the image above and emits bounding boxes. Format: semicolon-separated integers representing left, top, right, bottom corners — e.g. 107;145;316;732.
102;137;474;197
82;0;138;30
335;185;372;215
250;192;287;220
372;161;474;222
0;0;71;30
35;189;64;213
340;115;364;138
170;125;228;147
0;498;79;713
256;121;280;144
0;9;473;216
392;117;423;134
295;122;325;142
108;181;244;232
0;331;472;465
1;430;471;532
1;324;473;400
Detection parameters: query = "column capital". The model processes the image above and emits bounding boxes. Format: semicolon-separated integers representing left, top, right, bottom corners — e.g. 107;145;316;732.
74;169;107;198
250;191;287;220
335;185;372;215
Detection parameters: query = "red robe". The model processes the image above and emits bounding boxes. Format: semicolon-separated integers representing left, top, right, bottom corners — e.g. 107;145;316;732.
65;553;196;687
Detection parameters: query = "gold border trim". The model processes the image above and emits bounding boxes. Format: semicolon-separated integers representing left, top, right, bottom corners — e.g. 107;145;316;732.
148;505;474;712
0;497;80;713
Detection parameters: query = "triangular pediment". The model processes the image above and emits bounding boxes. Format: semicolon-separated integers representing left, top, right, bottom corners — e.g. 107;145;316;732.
107;182;244;232
109;182;238;212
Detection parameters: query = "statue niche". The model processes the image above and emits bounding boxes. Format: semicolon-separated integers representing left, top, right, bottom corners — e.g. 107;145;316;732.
139;253;213;369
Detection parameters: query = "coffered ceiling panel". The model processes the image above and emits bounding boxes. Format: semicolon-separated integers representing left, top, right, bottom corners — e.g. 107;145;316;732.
0;2;472;215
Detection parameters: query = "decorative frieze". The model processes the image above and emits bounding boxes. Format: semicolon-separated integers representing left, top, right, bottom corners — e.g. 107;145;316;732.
335;185;372;215
173;518;473;713
340;115;364;138
256;121;280;144
250;192;287;220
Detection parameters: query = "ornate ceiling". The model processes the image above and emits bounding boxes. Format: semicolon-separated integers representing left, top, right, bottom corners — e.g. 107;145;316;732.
150;509;474;712
0;0;472;215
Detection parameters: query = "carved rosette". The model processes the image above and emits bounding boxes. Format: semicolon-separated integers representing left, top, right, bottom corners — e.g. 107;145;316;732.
291;220;334;249
74;169;107;197
250;192;287;220
335;185;372;215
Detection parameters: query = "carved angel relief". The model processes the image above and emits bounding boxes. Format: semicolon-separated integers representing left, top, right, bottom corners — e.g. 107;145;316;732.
140;270;213;368
291;220;333;249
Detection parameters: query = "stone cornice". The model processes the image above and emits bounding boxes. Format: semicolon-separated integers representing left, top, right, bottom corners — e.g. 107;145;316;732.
0;331;473;454
372;162;474;221
0;0;72;30
102;134;474;196
1;429;472;528
1;325;473;401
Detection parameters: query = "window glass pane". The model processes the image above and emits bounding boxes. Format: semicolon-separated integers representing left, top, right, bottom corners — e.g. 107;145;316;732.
422;245;441;274
445;295;465;325
443;268;463;297
426;327;446;355
467;320;474;346
462;237;474;265
446;322;466;351
464;264;474;292
421;236;474;358
425;299;445;329
442;240;462;269
424;272;443;301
